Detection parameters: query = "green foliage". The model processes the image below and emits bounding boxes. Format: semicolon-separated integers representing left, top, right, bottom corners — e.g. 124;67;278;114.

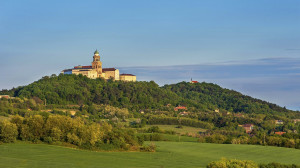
0;121;18;143
5;115;141;151
163;82;295;115
2;75;296;116
11;74;181;111
148;116;214;129
207;158;300;168
207;158;259;168
259;162;299;168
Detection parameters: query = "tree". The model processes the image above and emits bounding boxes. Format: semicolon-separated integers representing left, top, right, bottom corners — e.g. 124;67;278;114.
0;121;18;143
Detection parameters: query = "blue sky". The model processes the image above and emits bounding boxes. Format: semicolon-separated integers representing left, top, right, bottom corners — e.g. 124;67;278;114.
0;0;300;110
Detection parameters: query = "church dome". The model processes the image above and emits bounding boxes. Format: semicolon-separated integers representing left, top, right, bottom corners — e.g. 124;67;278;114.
94;49;99;55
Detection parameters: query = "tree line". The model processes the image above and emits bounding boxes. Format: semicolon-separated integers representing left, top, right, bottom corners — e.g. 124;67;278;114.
0;115;144;151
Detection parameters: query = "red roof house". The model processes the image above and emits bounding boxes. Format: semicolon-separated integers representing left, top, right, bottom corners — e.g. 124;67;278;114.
174;106;187;111
275;132;286;135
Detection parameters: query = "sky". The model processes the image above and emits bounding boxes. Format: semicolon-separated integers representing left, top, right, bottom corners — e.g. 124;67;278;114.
0;0;299;110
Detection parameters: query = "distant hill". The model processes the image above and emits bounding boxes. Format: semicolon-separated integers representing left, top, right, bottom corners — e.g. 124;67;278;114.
0;74;296;115
163;82;293;115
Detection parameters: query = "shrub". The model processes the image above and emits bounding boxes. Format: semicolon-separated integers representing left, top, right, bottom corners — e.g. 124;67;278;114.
207;158;259;168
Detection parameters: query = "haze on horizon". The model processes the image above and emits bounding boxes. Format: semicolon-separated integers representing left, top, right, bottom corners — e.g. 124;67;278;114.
0;0;300;110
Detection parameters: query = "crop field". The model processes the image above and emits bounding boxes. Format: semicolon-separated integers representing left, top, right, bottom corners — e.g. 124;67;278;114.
0;142;299;168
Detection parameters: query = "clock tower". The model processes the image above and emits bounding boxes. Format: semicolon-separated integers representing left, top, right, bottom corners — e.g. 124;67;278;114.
92;49;103;77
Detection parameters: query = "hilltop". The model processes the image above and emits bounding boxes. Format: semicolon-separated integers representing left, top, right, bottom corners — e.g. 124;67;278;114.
0;74;298;117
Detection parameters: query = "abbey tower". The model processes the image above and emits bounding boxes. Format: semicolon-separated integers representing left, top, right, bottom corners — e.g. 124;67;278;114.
91;50;103;77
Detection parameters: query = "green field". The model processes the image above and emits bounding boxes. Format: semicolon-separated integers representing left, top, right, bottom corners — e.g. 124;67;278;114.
144;124;206;135
0;142;299;168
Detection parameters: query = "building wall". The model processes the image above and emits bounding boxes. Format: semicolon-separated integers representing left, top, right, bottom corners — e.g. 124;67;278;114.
115;69;120;80
120;75;136;82
103;69;120;80
104;70;115;79
65;69;98;79
87;70;98;79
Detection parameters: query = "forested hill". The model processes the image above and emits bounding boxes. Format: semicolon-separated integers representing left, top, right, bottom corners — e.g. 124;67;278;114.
0;74;295;115
163;82;293;115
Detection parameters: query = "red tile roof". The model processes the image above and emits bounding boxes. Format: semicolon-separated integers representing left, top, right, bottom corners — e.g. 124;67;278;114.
275;132;286;135
191;81;199;83
174;106;187;111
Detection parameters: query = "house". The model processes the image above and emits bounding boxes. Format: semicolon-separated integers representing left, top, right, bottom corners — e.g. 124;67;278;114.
214;109;220;113
242;124;254;133
275;132;286;135
293;119;300;123
275;120;284;125
166;104;171;107
190;78;199;84
179;111;190;116
234;113;244;118
0;95;10;99
174;106;187;111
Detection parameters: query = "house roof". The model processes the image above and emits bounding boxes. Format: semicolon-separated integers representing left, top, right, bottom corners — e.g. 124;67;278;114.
120;74;135;76
74;66;92;69
275;132;286;135
243;124;254;127
103;68;117;72
175;106;187;109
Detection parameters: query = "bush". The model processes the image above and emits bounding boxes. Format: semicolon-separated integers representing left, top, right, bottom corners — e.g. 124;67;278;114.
259;162;299;168
140;143;156;152
207;158;259;168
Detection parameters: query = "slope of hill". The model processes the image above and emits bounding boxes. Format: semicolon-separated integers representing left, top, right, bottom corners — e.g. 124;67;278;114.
0;74;297;116
163;82;294;115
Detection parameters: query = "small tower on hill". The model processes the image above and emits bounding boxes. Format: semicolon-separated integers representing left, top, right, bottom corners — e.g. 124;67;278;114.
92;49;103;77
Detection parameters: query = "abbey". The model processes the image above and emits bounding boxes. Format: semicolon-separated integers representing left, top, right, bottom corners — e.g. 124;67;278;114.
61;50;136;81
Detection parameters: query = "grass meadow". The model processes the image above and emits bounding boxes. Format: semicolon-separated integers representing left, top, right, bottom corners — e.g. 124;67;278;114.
0;141;299;168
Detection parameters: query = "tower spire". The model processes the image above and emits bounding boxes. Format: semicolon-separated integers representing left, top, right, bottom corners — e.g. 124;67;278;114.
94;49;99;55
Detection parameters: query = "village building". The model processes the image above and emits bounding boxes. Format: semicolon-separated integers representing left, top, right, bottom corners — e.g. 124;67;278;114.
241;124;254;133
275;120;284;125
179;111;190;116
0;95;14;99
174;106;187;111
293;119;300;124
275;131;286;135
0;95;10;99
234;113;244;118
61;50;136;82
190;78;199;84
